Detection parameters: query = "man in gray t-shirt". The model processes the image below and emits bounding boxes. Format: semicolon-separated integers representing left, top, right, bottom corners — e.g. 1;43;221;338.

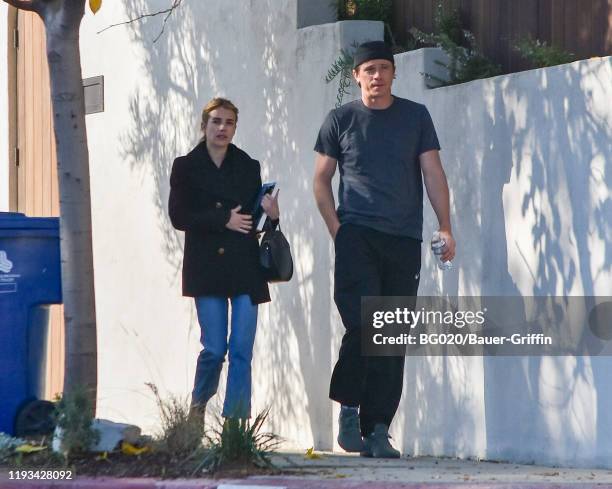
313;41;456;458
315;96;440;240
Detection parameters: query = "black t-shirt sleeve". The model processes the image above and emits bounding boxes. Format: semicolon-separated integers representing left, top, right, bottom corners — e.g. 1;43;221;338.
419;106;441;155
314;110;340;159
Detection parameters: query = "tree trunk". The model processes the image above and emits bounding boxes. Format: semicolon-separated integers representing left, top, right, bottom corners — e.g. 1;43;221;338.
8;0;99;409
4;0;185;412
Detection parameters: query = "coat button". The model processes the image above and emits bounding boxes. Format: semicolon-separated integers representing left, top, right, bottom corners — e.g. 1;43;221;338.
215;202;222;208
217;247;225;255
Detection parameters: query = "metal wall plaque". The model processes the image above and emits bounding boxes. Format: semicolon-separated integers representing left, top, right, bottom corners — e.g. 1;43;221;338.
83;76;104;114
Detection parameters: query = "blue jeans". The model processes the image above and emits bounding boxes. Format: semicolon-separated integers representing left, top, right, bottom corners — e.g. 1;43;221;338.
192;295;258;418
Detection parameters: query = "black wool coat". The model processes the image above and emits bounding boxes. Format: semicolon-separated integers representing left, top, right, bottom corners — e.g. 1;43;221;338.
169;142;271;304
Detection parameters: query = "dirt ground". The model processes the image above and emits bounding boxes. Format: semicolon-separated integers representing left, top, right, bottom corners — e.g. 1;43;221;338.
1;449;280;479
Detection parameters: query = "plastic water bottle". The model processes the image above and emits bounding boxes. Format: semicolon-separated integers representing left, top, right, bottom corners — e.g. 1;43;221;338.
431;231;453;270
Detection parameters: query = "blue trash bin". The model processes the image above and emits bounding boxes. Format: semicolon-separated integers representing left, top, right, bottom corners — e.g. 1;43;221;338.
0;212;62;436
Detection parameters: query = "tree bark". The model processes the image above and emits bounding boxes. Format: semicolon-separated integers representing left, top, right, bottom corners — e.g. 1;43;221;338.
45;2;98;406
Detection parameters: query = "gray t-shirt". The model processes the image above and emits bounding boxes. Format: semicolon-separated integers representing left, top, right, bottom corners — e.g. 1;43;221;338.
314;96;440;240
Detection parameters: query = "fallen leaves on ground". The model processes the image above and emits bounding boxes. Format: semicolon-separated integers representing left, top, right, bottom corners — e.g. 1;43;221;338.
305;447;323;459
121;442;150;456
15;444;46;454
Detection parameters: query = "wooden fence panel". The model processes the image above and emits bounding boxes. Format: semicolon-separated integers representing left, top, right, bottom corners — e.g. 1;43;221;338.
490;0;509;70
16;10;64;401
391;0;612;73
537;0;553;47
511;0;540;71
550;0;566;52
576;0;593;54
591;0;607;54
563;0;578;54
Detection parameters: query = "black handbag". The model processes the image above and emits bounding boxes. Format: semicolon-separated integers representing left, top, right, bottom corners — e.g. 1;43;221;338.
260;225;293;283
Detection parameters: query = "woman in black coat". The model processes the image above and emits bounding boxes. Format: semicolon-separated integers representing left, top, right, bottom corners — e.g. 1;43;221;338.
169;97;279;420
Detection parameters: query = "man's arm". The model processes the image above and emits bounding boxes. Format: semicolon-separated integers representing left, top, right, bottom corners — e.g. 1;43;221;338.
313;152;341;240
420;149;456;262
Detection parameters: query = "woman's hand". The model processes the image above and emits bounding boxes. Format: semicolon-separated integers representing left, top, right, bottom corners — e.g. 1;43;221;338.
261;191;280;221
225;205;252;233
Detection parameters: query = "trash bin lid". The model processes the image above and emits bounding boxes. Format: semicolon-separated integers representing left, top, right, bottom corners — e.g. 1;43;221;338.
0;212;59;231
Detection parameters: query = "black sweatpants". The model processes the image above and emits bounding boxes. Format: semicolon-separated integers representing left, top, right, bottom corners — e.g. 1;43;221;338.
330;223;421;436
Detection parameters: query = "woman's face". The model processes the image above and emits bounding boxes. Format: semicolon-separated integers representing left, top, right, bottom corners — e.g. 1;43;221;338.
204;107;237;149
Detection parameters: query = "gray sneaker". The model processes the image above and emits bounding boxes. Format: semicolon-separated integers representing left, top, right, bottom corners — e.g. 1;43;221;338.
337;408;365;452
361;423;401;458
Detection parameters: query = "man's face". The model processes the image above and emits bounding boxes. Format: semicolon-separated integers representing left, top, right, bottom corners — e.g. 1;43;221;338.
353;59;395;99
204;107;237;148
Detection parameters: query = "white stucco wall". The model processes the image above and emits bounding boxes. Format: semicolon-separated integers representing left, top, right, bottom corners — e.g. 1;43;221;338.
390;49;612;467
0;3;9;211
75;0;612;467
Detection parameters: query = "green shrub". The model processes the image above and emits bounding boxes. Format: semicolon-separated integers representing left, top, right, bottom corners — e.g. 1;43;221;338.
513;37;576;68
54;387;99;457
195;408;281;474
411;3;501;86
433;3;465;46
146;382;204;456
325;47;355;108
336;0;392;24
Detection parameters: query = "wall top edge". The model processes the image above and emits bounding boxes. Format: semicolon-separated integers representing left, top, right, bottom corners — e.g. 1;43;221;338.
420;53;612;93
297;19;382;33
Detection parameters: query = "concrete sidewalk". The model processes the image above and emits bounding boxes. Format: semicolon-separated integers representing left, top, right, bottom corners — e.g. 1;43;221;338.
269;452;612;484
3;452;612;488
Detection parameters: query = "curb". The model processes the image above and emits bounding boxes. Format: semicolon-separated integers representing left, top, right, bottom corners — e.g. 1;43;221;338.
1;476;609;489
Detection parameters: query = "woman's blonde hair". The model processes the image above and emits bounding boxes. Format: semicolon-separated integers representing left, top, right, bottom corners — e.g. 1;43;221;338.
200;97;239;141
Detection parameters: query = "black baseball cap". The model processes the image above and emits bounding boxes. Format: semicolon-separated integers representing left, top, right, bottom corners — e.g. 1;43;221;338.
352;41;395;69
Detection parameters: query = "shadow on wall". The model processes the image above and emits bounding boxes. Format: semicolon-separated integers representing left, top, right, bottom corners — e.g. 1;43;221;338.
398;55;611;463
118;0;332;448
478;60;612;464
425;59;612;462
